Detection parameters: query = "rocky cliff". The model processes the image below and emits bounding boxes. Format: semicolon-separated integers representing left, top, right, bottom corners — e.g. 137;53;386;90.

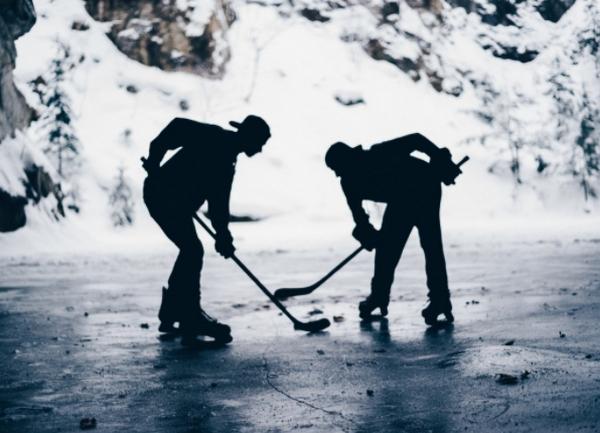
84;0;235;78
0;0;66;232
0;0;36;231
79;0;581;95
269;0;579;96
0;0;36;141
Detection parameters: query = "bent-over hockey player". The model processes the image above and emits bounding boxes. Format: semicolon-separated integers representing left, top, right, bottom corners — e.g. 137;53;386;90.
142;115;271;345
325;133;463;326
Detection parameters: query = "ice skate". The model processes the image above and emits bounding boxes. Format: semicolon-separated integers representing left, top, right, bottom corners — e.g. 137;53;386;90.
421;298;454;326
158;287;180;334
358;295;388;319
180;309;232;347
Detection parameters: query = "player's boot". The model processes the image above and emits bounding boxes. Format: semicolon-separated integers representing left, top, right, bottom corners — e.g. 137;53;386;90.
180;309;232;346
158;287;180;333
421;298;454;326
358;295;389;319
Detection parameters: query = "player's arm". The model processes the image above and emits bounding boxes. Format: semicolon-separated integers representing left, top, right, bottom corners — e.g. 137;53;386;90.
341;180;378;251
208;169;235;258
370;133;449;161
341;180;369;226
376;133;464;185
144;118;194;171
401;133;441;157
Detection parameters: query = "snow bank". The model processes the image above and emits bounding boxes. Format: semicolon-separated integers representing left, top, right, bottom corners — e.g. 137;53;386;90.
2;0;598;257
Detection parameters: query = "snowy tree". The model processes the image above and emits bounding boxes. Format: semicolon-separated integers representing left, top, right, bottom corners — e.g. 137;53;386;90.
494;92;529;184
42;44;80;179
546;72;600;201
27;42;81;214
472;82;532;185
572;91;600;201
109;167;135;227
577;0;600;65
546;58;577;146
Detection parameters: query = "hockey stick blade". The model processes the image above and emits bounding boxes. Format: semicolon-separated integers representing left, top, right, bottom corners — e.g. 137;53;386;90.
192;212;326;331
294;318;331;333
274;247;364;300
274;286;315;300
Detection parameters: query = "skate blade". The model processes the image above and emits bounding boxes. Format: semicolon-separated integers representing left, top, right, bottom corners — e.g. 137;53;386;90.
158;322;180;334
360;313;387;322
426;316;454;329
180;334;233;349
359;303;388;320
158;333;179;342
422;309;454;326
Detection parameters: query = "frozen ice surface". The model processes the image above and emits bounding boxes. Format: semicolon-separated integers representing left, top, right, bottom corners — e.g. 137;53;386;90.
1;238;600;432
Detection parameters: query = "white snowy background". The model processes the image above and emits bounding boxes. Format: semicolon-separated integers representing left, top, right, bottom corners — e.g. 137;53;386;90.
1;0;599;256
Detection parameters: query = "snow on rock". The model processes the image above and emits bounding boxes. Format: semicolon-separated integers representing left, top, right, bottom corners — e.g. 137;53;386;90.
0;0;598;253
0;0;62;232
334;89;365;106
0;132;66;232
83;0;235;77
0;0;36;141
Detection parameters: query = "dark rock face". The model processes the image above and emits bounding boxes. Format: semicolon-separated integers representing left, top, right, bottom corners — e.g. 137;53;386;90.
84;0;235;78
381;1;400;18
446;0;575;25
0;0;36;40
0;162;67;233
405;0;444;14
446;0;524;26
71;20;90;31
334;92;365;106
294;0;460;95
300;8;330;22
24;165;59;205
0;0;36;142
0;163;67;233
535;0;576;22
0;0;37;232
24;164;66;218
0;189;26;232
486;44;539;62
365;39;421;81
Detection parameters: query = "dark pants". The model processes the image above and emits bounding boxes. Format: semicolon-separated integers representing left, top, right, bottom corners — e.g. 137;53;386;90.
371;184;449;306
143;178;204;319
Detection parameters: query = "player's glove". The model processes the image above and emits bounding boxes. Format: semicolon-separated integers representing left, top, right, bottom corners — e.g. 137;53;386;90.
215;231;235;258
352;223;379;251
431;147;462;185
141;156;160;177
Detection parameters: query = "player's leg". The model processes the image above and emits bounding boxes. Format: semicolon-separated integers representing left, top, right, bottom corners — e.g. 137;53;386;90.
416;186;453;325
360;202;414;319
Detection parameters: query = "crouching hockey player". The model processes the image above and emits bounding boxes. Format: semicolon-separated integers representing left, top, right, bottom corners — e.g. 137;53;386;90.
325;133;465;326
142;115;271;345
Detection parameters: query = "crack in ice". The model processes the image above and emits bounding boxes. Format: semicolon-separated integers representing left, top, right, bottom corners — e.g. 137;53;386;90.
261;352;357;430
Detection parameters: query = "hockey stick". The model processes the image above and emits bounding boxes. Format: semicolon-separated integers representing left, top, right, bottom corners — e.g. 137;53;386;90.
457;155;469;167
192;213;331;333
140;156;329;332
273;155;470;301
273;246;364;300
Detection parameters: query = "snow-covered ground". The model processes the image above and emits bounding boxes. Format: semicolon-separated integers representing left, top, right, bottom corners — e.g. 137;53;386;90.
1;0;599;257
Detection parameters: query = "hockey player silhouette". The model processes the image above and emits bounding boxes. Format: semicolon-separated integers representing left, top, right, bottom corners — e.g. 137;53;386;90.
142;115;271;345
325;133;464;326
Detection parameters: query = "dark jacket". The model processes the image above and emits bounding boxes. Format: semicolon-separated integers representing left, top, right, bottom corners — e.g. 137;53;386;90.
340;133;440;226
145;117;240;236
